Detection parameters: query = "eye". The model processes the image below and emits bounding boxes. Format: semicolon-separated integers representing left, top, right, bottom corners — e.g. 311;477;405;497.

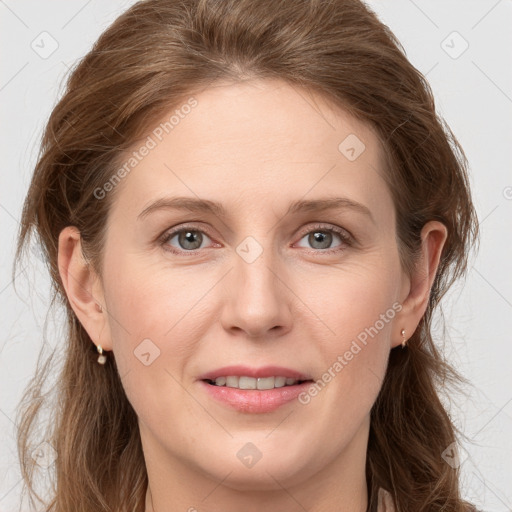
159;222;353;256
160;225;217;254
294;223;352;254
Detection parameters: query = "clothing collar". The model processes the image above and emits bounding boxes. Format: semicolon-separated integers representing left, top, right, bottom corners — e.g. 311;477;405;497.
377;487;396;511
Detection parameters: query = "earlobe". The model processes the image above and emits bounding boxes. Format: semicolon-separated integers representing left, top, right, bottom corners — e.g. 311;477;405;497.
57;226;112;351
394;220;448;348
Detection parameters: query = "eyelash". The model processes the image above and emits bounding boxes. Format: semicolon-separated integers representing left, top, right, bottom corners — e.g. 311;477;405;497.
158;223;353;256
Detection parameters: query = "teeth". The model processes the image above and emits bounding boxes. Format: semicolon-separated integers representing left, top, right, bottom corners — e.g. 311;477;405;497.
215;376;227;386
211;376;302;389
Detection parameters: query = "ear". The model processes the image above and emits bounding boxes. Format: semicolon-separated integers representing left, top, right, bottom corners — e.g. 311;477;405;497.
57;226;113;351
392;220;448;348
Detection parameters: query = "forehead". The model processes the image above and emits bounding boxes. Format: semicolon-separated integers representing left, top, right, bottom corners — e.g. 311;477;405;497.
106;78;393;226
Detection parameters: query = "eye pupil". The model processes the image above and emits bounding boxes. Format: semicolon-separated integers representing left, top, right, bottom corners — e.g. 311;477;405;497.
310;231;332;249
179;230;202;250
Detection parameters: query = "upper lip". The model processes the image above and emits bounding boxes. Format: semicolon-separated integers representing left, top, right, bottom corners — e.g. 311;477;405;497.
197;365;313;381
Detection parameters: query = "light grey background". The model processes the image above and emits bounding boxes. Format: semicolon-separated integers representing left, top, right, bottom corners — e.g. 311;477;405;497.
1;1;511;510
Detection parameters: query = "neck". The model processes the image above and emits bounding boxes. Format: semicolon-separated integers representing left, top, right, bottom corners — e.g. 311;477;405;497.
143;417;371;512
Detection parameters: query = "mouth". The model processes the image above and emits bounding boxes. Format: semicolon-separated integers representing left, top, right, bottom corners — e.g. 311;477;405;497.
196;365;315;412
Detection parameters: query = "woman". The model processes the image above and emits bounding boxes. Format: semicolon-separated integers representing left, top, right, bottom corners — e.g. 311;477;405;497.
14;0;481;510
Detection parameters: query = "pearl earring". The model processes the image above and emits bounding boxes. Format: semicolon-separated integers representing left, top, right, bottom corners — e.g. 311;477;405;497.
97;345;107;364
401;328;407;348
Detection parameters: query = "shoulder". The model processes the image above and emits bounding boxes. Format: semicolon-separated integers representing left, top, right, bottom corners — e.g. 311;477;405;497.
377;488;484;512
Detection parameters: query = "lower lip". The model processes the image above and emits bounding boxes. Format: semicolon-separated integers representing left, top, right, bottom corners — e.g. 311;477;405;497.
198;380;313;413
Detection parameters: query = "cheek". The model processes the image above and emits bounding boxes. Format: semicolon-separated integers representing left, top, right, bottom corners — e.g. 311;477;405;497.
101;259;206;428
100;252;207;385
310;256;400;336
103;249;208;338
304;260;399;406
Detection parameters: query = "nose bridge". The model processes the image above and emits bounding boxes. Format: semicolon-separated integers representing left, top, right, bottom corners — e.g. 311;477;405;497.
222;232;291;336
235;232;282;304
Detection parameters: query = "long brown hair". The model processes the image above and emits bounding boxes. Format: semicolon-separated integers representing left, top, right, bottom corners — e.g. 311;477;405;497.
13;0;480;510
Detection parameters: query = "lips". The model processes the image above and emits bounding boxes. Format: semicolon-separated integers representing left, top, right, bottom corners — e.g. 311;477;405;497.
198;379;313;413
197;365;313;381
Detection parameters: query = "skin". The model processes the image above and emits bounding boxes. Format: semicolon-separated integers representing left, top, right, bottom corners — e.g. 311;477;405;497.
58;79;447;512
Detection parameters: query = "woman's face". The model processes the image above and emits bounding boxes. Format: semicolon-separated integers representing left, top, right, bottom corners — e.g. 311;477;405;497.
64;78;437;500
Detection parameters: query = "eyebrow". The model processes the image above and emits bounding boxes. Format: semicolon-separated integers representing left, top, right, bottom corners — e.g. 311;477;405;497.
137;196;375;225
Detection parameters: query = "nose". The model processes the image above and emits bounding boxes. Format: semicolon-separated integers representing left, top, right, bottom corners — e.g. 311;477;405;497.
220;241;293;339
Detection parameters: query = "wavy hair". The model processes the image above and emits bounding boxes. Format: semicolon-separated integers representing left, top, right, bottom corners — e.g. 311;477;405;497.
13;0;480;510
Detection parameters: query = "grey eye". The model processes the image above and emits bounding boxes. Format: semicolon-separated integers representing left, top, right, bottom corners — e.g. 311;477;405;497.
168;229;210;250
296;230;343;250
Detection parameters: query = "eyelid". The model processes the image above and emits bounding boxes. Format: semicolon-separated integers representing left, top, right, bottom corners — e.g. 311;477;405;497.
295;222;354;244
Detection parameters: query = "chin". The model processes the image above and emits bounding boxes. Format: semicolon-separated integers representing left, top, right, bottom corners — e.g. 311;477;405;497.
194;446;320;492
206;462;312;492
